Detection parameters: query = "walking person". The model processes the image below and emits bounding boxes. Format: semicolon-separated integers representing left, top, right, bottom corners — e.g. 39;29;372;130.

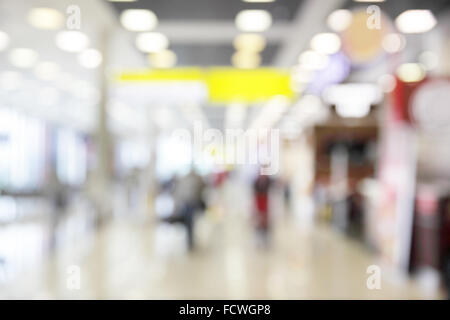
252;171;273;249
172;169;206;251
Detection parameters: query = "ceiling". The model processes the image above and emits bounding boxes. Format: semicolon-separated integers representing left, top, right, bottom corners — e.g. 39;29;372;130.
105;0;309;66
2;0;450;136
108;0;304;21
343;0;450;19
170;43;280;66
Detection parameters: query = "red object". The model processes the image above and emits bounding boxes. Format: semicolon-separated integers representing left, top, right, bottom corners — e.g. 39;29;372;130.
255;194;268;213
212;171;228;187
391;76;425;123
255;194;269;228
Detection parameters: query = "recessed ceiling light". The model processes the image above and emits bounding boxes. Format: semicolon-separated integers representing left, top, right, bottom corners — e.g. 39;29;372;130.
120;9;158;32
298;50;329;70
0;30;10;51
9;48;39;68
291;66;315;84
395;10;437;34
310;33;341;55
135;32;169;53
233;34;266;52
324;84;381;118
382;33;406;53
78;49;103;69
396;63;426;83
28;8;64;30
235;10;272;32
232;51;261;69
149;50;177;68
327;9;352;32
55;31;90;52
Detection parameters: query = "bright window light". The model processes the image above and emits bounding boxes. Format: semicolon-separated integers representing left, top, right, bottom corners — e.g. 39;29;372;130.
0;71;23;91
235;10;272;32
34;62;61;81
73;81;101;104
136;32;169;53
310;33;341;55
38;87;60;107
120;9;158;32
0;31;10;51
78;49;103;69
395;10;437;34
9;48;38;68
28;8;64;30
327;9;353;32
55;31;89;52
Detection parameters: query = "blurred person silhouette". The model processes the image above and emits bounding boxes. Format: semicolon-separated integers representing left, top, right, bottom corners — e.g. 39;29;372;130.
281;177;292;215
47;170;69;254
252;168;273;248
126;168;141;211
84;171;100;227
155;176;176;219
166;168;206;251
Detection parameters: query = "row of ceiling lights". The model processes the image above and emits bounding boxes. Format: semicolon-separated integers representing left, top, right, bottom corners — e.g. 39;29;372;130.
0;7;103;111
0;8;103;71
285;0;441;128
117;7;175;68
115;0;276;69
232;5;272;69
292;3;439;95
114;0;439;71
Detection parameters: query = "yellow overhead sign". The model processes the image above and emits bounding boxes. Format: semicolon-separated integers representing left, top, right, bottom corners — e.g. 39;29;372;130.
207;68;293;103
117;68;204;82
116;68;294;104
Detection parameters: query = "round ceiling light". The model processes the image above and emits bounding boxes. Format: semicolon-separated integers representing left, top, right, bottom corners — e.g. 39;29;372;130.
120;9;158;32
135;32;169;53
28;8;65;30
56;31;90;52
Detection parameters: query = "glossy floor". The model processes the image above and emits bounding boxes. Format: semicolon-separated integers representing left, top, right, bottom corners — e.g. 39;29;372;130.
4;210;443;299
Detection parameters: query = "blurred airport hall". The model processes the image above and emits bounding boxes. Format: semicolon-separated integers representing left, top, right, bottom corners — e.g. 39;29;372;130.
1;0;450;300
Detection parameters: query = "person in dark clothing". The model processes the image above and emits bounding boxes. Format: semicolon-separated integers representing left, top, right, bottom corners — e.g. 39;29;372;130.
252;173;273;248
48;179;69;254
169;169;206;251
